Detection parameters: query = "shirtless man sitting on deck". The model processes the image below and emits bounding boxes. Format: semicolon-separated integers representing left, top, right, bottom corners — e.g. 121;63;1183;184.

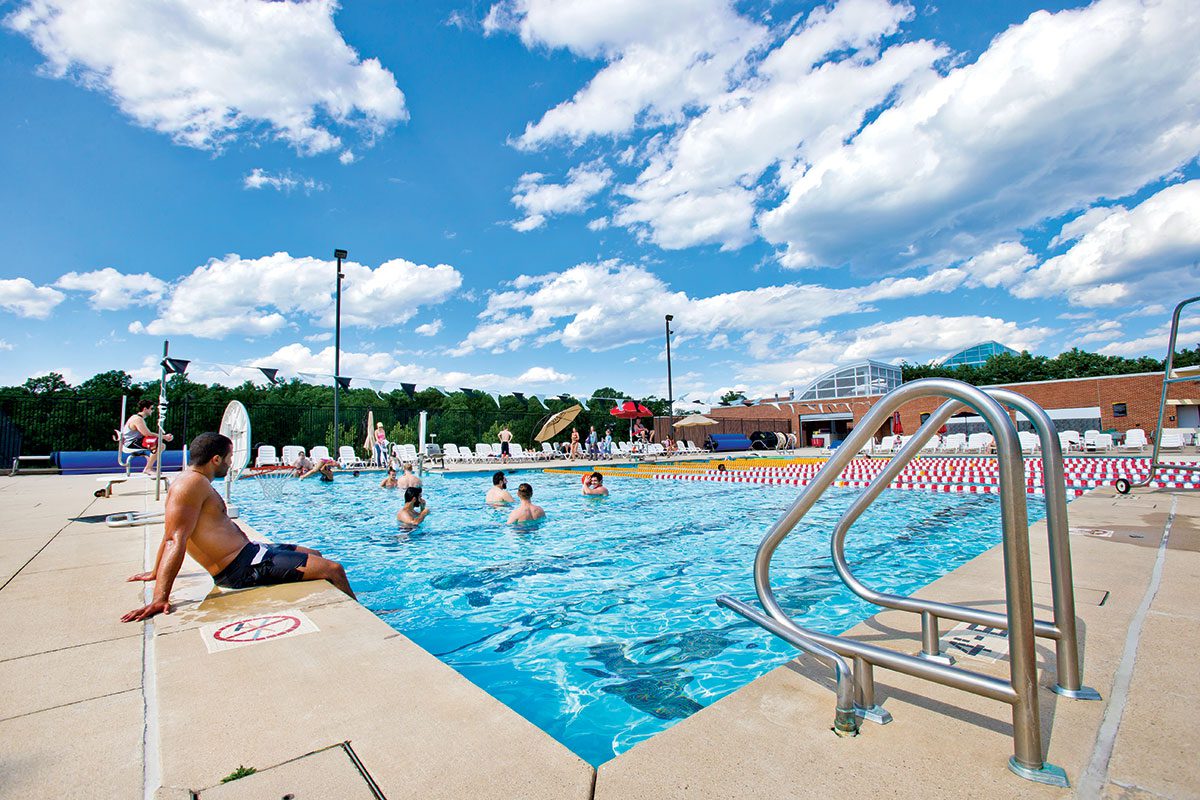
121;432;354;622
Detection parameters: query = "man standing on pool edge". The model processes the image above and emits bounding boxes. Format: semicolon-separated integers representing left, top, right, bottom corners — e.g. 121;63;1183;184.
121;432;355;622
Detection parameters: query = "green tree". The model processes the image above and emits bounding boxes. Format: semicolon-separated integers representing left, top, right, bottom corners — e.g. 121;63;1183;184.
719;390;747;405
22;372;72;395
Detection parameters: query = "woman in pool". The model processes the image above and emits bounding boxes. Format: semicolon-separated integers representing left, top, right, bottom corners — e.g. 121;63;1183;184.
299;459;336;482
397;486;429;528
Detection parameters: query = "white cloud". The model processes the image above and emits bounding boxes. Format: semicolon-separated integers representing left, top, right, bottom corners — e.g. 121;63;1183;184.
414;319;443;336
510;162;613;231
960;242;1037;290
6;0;406;155
453;258;964;355
252;343;576;392
616;0;943;251
338;149;357;165
0;339;13;351
54;267;166;310
736;314;1052;393
0;277;65;318
131;252;463;339
1016;180;1200;306
486;0;767;149
517;366;573;383
759;0;1200;269
1075;319;1123;345
586;217;610;231
1098;320;1200;357
304;332;333;343
243;169;325;193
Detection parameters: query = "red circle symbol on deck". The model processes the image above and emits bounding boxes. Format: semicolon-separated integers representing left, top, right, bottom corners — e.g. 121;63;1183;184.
213;614;301;643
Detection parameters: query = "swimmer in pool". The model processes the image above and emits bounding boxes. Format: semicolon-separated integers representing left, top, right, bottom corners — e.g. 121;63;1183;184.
397;486;429;528
299;459;336;481
486;471;514;504
507;483;545;524
582;471;609;496
380;467;399;488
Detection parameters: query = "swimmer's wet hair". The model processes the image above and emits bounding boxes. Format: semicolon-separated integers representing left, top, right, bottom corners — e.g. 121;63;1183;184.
404;486;423;503
189;432;232;466
517;482;533;499
589;472;603;483
492;471;506;486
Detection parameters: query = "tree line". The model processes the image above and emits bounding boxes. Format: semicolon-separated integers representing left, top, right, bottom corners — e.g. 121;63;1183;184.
0;370;671;455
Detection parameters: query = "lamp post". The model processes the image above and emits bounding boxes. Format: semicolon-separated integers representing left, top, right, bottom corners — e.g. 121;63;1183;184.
333;248;347;453
665;314;674;422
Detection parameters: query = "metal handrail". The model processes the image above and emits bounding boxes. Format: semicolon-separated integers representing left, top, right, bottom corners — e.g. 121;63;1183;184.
826;389;1099;700
717;378;1068;787
1118;295;1200;493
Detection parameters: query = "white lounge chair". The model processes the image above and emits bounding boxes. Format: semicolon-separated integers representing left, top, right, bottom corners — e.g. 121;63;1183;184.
281;445;305;466
475;443;494;461
311;445;332;462
966;433;993;454
1082;430;1102;451
510;443;528;461
444;444;468;464
1058;431;1081;452
338;446;366;468
1160;431;1185;451
1119;429;1148;451
255;445;279;468
540;442;555;460
1017;431;1040;455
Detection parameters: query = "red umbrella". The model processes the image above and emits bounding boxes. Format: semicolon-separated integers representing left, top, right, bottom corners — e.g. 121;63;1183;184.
892;411;903;435
610;400;652;419
611;401;653;445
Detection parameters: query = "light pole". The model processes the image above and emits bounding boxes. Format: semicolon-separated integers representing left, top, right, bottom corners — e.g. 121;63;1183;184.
665;314;674;421
333;248;347;452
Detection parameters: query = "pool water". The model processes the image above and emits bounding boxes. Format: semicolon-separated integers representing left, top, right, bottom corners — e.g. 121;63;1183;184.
234;470;1046;765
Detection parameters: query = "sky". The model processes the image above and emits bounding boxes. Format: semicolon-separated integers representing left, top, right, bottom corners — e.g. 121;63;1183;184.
1;0;1199;403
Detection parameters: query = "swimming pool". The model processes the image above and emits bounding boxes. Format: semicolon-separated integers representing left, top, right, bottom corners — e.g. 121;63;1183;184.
234;470;1046;765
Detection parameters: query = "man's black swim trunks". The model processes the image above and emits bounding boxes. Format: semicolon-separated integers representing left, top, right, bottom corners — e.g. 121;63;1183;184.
500;441;510;455
213;542;307;589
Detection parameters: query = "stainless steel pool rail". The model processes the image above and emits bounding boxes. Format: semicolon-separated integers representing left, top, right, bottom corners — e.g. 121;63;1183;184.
1117;295;1200;494
715;378;1076;787
827;388;1100;700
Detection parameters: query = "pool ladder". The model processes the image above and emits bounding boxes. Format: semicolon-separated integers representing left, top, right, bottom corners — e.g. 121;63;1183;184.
716;378;1100;787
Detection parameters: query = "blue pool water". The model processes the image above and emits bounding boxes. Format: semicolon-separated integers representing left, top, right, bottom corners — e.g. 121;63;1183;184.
234;470;1046;765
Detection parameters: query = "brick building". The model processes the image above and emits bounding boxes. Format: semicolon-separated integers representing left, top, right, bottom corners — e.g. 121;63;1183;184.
697;370;1200;448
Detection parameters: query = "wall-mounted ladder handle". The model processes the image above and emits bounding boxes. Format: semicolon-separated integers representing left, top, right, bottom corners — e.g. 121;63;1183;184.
717;378;1069;787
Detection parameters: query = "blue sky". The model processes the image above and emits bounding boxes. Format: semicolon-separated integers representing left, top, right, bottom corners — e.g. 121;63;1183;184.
1;0;1199;402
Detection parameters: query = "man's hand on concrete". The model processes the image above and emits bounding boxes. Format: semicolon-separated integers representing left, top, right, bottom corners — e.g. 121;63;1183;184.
121;599;171;622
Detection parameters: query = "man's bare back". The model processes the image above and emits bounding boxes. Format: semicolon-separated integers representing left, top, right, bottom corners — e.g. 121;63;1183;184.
168;471;251;576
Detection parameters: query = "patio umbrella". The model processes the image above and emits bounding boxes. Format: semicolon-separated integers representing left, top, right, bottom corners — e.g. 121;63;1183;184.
363;410;376;465
673;415;718;428
535;404;582;442
611;400;653;444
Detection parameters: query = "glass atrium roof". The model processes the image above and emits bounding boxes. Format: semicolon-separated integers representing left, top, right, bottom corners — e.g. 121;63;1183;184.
797;360;902;401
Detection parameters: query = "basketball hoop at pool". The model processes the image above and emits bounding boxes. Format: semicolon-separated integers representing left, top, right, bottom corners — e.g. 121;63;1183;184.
243;465;297;500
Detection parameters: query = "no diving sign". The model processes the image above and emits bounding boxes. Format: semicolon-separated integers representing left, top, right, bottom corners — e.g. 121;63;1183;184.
201;611;319;653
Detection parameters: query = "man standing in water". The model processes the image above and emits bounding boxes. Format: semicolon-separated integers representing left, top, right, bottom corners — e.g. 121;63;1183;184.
507;483;545;523
122;433;354;622
397;486;430;528
486;471;514;504
582;472;609;496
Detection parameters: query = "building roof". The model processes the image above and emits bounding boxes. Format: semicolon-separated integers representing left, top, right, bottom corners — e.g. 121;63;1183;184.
935;341;1018;368
796;360;902;402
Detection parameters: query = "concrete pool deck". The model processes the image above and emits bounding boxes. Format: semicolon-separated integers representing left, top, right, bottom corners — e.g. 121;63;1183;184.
1;471;1197;798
